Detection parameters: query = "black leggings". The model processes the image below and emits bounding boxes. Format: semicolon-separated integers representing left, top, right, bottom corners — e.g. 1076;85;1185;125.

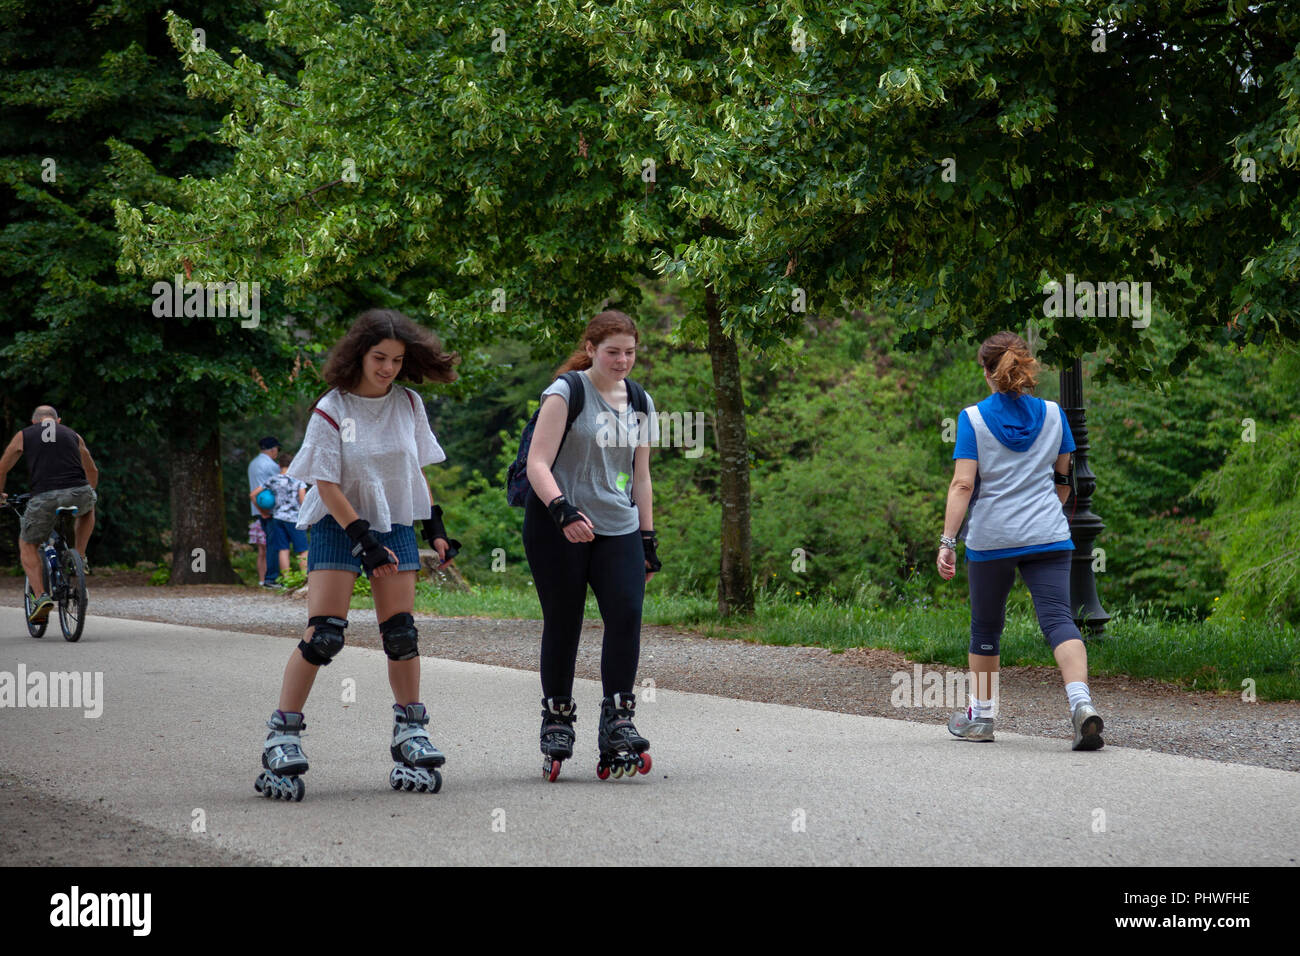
967;550;1081;656
523;493;645;698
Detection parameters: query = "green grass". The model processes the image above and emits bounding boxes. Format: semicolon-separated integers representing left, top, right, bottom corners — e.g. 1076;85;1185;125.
353;582;1300;701
12;554;1290;700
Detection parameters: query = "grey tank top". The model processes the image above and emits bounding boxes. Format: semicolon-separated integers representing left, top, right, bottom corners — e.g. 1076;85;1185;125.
540;371;657;535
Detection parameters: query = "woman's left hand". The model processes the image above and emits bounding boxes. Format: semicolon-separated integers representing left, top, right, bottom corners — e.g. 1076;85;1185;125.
936;546;956;580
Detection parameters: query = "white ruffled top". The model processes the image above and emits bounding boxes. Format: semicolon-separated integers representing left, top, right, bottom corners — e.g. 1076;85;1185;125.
288;386;446;532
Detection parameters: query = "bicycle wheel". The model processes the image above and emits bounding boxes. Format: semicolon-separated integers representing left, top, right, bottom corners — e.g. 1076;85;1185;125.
23;572;48;639
57;549;87;642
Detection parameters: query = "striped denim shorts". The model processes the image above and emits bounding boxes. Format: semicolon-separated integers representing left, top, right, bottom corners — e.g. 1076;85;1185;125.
306;514;421;576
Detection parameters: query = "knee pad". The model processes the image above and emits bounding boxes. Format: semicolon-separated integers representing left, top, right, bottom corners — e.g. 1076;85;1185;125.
299;615;347;666
380;612;419;661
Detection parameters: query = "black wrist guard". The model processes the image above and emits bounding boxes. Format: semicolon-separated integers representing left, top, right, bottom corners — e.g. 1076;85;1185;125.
547;495;583;530
641;530;662;572
345;518;393;572
1053;472;1072;486
420;506;461;560
424;505;448;543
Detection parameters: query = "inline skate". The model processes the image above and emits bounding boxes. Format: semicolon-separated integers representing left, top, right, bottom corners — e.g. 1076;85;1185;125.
255;709;308;801
596;692;651;780
389;702;444;793
540;696;577;782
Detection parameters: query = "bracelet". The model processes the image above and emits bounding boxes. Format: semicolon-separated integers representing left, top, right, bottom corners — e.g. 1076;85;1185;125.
939;535;957;550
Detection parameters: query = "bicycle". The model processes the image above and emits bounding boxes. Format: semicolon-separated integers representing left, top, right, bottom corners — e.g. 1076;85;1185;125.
2;492;89;641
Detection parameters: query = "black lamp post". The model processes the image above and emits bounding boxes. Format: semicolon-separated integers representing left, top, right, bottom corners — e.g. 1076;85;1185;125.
1059;358;1110;636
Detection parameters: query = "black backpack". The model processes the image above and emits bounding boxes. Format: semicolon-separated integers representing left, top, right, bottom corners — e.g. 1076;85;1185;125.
506;371;649;506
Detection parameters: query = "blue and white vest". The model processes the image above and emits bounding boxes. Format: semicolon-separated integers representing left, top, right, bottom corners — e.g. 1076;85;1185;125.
963;400;1071;552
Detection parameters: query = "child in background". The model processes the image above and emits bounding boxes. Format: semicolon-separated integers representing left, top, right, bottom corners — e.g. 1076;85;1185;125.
255;452;309;587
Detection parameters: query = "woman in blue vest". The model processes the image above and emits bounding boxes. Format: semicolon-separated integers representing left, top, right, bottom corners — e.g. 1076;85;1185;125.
937;331;1104;750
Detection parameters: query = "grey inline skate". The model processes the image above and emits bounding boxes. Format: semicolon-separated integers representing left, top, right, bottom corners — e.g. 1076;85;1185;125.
389;702;444;793
540;696;577;782
255;709;308;801
596;692;651;780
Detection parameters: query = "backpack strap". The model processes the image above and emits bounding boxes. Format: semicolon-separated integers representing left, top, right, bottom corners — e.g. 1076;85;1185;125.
312;406;340;431
551;371;586;464
624;378;649;417
560;371;585;423
312;388;415;431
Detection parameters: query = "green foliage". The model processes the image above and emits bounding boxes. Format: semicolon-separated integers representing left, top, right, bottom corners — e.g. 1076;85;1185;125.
278;566;307;591
149;564;170;586
1083;329;1300;616
433;297;970;602
0;0;338;565
126;1;1300;380
1197;380;1300;623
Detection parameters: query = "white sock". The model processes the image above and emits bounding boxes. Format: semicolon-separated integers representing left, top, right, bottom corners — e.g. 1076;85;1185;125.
969;695;995;720
1066;681;1092;712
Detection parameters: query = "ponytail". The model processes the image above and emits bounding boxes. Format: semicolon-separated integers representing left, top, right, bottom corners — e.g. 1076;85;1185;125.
977;331;1039;395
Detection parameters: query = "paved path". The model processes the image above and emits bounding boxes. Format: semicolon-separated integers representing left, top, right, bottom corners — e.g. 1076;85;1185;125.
0;609;1295;865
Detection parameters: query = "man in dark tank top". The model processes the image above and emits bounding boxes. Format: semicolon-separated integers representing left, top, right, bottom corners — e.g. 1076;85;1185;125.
0;405;99;623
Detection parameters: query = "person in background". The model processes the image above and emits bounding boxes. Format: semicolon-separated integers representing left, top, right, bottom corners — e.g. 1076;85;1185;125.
0;405;99;623
247;436;280;584
253;452;309;588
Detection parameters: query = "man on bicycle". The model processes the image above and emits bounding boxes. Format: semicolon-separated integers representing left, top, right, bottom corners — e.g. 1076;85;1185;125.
0;405;99;623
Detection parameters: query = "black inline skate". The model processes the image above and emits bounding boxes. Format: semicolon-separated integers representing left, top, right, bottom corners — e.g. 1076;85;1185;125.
596;692;651;780
389;702;445;793
540;696;577;782
255;709;308;801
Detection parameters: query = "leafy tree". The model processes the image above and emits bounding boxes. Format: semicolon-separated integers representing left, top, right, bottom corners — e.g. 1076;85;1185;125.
1195;351;1300;623
115;0;1300;610
0;0;340;581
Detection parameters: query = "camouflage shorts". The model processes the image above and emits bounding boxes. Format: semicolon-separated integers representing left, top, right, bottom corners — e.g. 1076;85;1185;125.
20;485;96;544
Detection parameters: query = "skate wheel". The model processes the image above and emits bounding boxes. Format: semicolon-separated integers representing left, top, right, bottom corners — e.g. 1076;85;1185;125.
292;778;305;801
430;770;442;794
390;769;402;790
545;758;562;782
612;763;625;778
637;752;652;774
596;763;610;780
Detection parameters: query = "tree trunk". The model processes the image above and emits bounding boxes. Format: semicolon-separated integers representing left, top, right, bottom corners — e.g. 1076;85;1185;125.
168;397;240;585
705;282;754;615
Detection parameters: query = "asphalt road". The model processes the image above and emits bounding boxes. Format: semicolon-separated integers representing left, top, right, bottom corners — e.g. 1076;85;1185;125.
0;608;1295;865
